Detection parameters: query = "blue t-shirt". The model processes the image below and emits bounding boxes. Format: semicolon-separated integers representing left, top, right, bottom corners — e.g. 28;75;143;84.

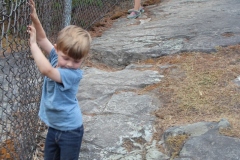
39;48;83;131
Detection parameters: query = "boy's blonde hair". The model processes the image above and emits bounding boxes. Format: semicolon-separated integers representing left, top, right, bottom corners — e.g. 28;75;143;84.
56;25;92;60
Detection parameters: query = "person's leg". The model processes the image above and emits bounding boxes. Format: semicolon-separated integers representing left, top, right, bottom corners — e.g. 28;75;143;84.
59;125;84;160
44;127;60;160
133;0;141;11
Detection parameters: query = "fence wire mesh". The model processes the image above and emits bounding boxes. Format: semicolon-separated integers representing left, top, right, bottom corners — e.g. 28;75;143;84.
0;0;133;159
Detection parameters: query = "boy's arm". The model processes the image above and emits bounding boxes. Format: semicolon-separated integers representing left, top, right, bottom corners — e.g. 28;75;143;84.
28;25;62;83
29;0;53;54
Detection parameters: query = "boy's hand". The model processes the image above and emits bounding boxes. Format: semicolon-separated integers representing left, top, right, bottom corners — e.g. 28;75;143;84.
29;0;38;23
27;25;37;46
28;0;53;54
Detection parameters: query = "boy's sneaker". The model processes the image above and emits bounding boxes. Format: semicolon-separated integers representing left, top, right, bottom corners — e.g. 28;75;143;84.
127;10;141;19
128;7;144;13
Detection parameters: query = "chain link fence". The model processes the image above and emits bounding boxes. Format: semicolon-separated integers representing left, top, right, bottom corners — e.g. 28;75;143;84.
0;0;133;159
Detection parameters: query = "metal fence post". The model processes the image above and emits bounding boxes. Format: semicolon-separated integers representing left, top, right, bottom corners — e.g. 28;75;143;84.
63;0;72;27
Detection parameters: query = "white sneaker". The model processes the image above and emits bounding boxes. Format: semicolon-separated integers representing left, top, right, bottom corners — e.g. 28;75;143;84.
127;10;141;19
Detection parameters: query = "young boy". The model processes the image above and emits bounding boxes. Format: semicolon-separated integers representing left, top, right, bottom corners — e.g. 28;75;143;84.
27;0;92;159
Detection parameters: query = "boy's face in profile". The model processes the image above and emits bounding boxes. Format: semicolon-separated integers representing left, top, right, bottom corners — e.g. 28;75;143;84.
56;49;83;69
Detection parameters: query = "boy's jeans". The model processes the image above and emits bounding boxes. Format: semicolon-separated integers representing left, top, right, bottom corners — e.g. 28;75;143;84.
44;125;84;160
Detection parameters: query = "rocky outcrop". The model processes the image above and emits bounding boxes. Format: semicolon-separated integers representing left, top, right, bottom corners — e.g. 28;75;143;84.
78;0;240;159
90;0;240;68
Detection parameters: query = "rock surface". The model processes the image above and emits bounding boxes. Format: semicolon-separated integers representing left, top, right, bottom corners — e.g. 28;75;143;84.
78;0;240;159
90;0;240;68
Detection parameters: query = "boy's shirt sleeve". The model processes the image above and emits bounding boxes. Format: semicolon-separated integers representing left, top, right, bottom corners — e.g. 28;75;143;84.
57;68;83;91
49;48;57;64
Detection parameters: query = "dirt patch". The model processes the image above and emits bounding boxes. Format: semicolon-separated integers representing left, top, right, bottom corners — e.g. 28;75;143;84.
165;134;189;158
0;139;17;159
135;45;240;140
